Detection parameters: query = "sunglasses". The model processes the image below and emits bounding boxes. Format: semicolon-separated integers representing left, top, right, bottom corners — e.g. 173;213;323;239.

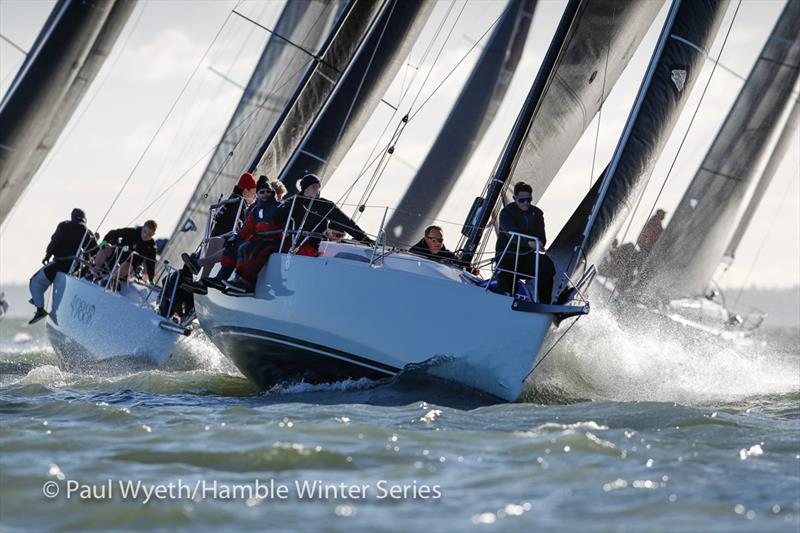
516;197;532;204
426;236;443;243
257;189;273;195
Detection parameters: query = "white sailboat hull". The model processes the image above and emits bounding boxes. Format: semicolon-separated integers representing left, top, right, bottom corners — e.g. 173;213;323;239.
195;243;576;401
46;273;184;368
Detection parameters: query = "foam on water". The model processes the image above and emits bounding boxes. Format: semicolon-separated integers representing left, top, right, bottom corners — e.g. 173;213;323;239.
268;377;380;394
530;306;800;405
164;331;238;375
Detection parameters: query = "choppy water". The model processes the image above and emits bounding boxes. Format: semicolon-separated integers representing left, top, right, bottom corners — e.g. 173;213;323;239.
1;310;798;532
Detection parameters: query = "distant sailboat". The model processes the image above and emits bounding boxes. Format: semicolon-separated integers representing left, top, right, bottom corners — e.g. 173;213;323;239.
0;0;136;226
637;0;800;313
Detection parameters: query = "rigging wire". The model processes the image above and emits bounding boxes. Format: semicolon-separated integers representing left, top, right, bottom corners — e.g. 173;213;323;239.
348;0;507;217
607;0;743;303
343;0;460;211
125;0;340;228
94;5;240;233
589;21;612;190
523;316;583;382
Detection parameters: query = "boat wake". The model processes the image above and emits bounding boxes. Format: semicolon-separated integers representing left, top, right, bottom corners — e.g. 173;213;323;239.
526;305;800;405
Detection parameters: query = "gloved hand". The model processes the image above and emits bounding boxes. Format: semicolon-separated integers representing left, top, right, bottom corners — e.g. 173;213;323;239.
42;255;50;265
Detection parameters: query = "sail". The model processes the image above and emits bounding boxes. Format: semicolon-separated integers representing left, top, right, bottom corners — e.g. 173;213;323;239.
382;0;536;247
723;99;799;262
266;0;434;194
161;0;348;265
0;0;136;226
639;0;800;300
460;0;663;263
547;0;731;292
510;0;665;203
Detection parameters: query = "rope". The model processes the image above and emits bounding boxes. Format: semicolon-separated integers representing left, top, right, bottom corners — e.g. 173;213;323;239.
608;0;742;302
94;7;239;233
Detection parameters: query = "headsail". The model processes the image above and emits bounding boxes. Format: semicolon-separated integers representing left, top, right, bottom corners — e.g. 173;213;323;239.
547;0;731;294
161;0;348;265
383;0;536;247
460;0;664;263
0;0;136;226
266;0;434;194
638;0;800;300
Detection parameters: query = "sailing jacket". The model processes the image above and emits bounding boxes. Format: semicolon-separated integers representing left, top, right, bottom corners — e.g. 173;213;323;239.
408;239;458;264
43;220;98;281
239;198;284;242
274;195;373;251
211;188;247;238
496;202;547;258
102;226;157;280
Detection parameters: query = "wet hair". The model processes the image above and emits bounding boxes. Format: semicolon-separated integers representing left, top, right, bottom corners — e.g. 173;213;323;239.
143;220;157;231
424;225;443;237
513;181;533;196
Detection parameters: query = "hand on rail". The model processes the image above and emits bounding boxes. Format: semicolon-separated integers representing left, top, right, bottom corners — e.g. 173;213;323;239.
324;228;345;241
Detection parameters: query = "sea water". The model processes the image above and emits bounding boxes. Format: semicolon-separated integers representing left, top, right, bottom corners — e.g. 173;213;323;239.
0;311;797;531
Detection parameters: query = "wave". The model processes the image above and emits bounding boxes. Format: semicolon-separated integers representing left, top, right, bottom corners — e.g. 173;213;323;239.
527;305;800;405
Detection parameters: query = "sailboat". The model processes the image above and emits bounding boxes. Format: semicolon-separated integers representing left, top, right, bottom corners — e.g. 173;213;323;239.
0;0;136;226
621;1;800;338
44;0;433;368
190;0;725;402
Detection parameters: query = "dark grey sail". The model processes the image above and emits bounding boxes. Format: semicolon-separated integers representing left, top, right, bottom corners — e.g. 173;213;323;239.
638;0;800;300
723;98;799;263
547;0;730;296
162;0;347;265
460;0;664;264
383;0;536;247
0;0;136;226
267;0;434;194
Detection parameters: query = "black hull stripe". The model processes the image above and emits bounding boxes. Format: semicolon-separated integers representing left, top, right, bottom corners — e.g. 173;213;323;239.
213;326;401;375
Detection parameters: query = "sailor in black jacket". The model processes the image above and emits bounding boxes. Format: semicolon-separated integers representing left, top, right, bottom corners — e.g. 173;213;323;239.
494;181;555;302
275;174;372;254
407;225;459;265
28;208;97;324
92;220;158;281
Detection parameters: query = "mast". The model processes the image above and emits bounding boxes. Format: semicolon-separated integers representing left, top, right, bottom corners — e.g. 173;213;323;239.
547;0;731;295
460;0;664;264
637;0;800;300
384;0;536;247
0;0;136;226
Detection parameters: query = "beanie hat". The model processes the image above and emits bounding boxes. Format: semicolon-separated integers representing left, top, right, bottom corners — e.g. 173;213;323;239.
256;175;270;191
71;208;87;223
299;173;320;194
237;172;256;190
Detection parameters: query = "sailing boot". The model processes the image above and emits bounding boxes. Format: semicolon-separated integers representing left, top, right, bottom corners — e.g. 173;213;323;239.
28;308;48;325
